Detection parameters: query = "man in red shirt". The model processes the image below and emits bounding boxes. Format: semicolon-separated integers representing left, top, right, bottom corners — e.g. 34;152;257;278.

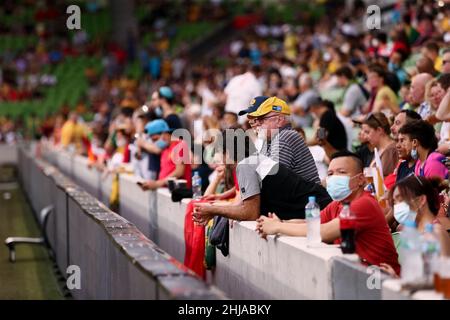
140;119;192;190
257;150;400;275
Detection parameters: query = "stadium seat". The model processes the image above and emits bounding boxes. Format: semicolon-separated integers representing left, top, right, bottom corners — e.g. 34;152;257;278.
4;205;54;263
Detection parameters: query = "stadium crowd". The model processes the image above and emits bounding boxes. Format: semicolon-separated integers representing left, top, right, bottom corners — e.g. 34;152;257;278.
2;0;450;281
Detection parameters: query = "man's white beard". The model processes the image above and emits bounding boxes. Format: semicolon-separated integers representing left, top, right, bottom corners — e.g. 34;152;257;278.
255;129;267;153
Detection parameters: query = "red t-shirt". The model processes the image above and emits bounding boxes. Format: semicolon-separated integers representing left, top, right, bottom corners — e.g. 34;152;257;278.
159;140;192;188
233;170;239;191
321;191;401;275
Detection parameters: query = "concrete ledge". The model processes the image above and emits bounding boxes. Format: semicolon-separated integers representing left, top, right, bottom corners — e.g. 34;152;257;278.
214;221;342;300
20;144;225;300
119;174;156;240
38;144;406;300
331;256;391;300
156;188;187;263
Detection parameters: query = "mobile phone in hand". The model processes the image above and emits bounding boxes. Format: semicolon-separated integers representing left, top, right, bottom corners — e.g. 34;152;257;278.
136;181;145;187
317;127;328;141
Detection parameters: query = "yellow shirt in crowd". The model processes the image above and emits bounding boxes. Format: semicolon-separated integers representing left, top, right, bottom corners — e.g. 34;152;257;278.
375;85;398;111
435;56;443;73
60;120;85;151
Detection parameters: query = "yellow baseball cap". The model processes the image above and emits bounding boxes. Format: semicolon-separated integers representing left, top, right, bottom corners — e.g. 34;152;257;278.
248;96;291;117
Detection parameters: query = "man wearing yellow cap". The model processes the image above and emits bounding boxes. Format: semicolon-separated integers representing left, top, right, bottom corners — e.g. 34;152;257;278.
239;96;320;184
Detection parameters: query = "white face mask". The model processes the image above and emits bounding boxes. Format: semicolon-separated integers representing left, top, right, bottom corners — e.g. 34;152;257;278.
393;201;417;225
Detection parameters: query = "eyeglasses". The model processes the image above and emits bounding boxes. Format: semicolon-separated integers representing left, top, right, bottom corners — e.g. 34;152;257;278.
255;114;279;124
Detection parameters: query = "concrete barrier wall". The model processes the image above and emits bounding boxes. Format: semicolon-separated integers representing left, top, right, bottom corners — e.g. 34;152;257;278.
54;180;70;272
72;155;102;200
19;144;224;300
214;222;343;299
38;144;397;300
119;174;156;240
331;256;392;299
156;189;188;263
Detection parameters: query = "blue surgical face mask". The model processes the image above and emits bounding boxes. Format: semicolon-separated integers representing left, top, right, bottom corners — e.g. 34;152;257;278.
411;148;418;160
155;106;163;118
326;175;353;201
394;201;417;225
155;138;169;150
388;62;398;71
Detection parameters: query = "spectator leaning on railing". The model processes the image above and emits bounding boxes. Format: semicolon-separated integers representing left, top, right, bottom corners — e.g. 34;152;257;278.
239;96;321;184
192;129;332;224
129;112;157;180
139;119;192;191
256;150;401;275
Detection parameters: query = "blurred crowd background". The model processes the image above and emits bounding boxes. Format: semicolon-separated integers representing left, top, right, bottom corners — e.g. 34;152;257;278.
0;0;449;187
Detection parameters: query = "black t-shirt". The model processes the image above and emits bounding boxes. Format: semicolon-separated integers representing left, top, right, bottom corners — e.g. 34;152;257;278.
236;155;332;220
319;110;348;151
260;165;332;219
396;160;416;183
147;152;161;173
355;143;374;168
165;114;183;131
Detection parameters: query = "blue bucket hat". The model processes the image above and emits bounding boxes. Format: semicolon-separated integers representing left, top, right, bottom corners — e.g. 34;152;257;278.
145;119;170;136
158;86;174;100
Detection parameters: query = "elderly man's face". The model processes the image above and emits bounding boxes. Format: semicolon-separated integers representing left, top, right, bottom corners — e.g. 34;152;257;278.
256;112;283;139
247;116;259;132
409;79;425;106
